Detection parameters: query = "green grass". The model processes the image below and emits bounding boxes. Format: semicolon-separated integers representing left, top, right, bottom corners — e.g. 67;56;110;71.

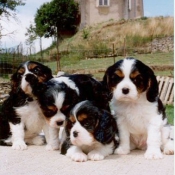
45;51;174;77
166;105;174;125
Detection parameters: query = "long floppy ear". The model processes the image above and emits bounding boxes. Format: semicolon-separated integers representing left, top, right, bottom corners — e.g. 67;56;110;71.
94;110;118;144
60;137;72;155
10;72;21;93
146;68;159;102
102;60;123;92
102;68;110;91
41;65;53;81
25;74;47;97
61;89;80;116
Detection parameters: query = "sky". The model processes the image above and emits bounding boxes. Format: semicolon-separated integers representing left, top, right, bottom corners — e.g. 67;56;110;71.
0;0;174;53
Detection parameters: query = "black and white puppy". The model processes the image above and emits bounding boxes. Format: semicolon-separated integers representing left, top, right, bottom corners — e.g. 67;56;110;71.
0;61;53;150
25;74;111;150
61;100;119;162
103;57;174;159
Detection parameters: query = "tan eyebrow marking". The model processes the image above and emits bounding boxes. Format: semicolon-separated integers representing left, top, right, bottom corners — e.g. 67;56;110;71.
78;114;87;121
47;105;57;112
115;69;124;78
130;70;140;79
18;67;25;74
69;115;76;123
28;63;38;70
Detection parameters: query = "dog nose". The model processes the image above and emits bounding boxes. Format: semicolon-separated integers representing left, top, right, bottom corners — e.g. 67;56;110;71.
122;88;129;94
56;121;64;126
73;131;78;138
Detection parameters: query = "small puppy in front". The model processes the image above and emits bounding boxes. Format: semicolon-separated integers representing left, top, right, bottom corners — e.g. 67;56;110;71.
103;57;174;159
0;61;53;150
60;100;119;162
25;74;111;150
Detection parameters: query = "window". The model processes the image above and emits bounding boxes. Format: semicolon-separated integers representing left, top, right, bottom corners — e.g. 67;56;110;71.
97;0;110;7
128;0;131;10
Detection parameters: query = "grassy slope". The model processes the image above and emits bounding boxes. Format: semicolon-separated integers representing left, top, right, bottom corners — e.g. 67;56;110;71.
46;51;174;77
40;16;174;59
59;16;174;51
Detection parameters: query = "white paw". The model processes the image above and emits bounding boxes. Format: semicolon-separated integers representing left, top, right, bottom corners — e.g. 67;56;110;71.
114;146;130;155
163;141;174;155
12;141;27;150
32;136;45;145
88;151;105;161
144;149;163;159
69;152;87;162
46;144;59;151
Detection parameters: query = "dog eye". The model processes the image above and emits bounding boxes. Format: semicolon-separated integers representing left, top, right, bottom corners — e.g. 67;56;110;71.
33;67;41;74
17;73;23;78
132;75;142;83
43;108;57;117
71;121;76;125
84;123;90;127
111;74;123;84
83;121;94;129
45;111;55;117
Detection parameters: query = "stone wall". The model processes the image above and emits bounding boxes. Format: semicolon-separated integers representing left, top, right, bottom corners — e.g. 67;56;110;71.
146;36;174;53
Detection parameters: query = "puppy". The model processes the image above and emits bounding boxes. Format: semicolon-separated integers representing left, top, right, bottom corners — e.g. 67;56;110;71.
0;61;53;150
60;100;119;162
103;57;174;159
25;74;111;150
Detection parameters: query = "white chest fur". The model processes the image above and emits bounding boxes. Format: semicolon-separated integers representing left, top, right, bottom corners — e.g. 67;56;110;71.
111;93;164;136
15;101;45;138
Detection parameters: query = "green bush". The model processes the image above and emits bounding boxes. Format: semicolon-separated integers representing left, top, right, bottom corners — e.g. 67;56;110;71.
82;29;89;39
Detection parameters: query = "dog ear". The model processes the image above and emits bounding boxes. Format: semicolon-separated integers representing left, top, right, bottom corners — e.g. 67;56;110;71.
10;72;21;93
102;60;123;91
102;69;110;90
40;65;53;82
146;68;159;102
62;85;80;113
94;110;117;144
60;137;71;155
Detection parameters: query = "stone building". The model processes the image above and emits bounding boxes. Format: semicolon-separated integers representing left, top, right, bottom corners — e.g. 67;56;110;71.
75;0;144;29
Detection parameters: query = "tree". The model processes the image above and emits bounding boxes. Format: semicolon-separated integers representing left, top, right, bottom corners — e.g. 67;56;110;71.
0;0;25;44
25;23;37;56
34;0;80;70
0;0;25;19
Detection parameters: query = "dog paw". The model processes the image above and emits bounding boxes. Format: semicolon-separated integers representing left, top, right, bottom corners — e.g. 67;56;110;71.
163;142;174;155
163;146;174;155
69;152;88;162
45;144;59;151
88;151;105;161
114;146;130;155
144;149;163;159
12;141;27;150
32;136;45;146
164;149;174;155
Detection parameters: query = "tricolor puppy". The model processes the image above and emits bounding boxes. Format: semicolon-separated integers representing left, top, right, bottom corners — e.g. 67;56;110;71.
25;74;111;150
0;61;52;150
61;100;119;162
103;57;174;159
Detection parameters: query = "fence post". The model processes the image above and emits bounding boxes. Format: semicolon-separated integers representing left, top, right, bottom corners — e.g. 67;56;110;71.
123;37;126;57
112;43;116;64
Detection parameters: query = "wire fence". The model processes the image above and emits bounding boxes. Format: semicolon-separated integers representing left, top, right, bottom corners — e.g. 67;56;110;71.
0;36;174;79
